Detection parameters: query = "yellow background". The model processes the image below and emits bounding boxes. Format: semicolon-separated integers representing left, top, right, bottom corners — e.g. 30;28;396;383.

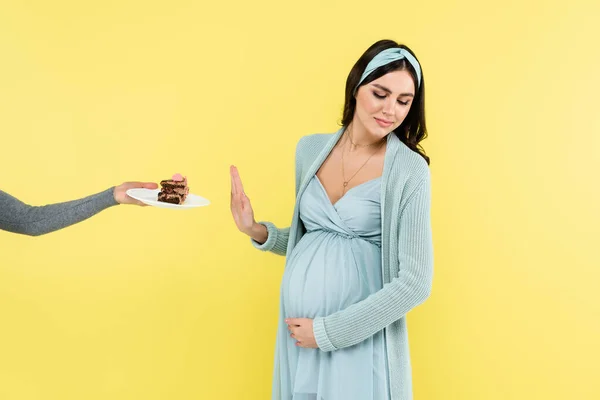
1;0;599;399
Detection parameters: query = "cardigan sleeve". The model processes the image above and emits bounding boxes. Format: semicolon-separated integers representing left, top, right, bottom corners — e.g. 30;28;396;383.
0;188;118;236
313;177;433;352
251;222;290;256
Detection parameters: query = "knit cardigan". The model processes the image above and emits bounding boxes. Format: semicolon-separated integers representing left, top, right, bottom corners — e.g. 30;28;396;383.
252;128;433;400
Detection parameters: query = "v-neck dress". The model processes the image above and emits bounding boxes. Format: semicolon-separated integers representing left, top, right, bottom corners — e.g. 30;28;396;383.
276;174;390;400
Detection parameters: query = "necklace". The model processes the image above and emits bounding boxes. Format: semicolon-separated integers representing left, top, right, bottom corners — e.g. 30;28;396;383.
340;131;385;194
347;127;382;148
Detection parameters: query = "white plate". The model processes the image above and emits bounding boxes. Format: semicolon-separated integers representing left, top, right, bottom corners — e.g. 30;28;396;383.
126;188;210;209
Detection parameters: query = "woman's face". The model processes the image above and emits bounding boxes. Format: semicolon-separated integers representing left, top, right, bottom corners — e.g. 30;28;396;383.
353;69;416;138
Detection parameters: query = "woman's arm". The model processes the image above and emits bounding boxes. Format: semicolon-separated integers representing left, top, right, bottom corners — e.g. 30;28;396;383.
235;136;308;257
312;177;433;351
230;165;291;257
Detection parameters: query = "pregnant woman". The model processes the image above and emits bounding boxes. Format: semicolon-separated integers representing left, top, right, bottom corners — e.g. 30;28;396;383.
230;39;434;400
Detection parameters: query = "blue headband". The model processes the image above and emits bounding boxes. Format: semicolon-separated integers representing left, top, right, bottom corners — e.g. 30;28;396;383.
355;48;422;93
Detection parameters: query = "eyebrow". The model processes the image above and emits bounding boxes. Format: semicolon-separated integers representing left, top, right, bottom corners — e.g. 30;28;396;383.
372;83;414;98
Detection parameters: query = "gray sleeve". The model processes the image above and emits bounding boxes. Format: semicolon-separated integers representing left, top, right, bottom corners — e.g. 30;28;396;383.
0;188;119;236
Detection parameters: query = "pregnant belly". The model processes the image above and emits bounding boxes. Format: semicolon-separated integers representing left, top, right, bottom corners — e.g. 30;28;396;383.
282;230;382;318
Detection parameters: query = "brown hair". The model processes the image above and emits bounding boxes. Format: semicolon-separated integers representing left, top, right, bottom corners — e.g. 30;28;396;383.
341;40;429;164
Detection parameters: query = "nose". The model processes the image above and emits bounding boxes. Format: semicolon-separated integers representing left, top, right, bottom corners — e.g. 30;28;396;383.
382;97;395;116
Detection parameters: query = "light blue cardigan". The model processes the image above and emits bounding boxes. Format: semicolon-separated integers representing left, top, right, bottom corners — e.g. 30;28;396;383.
253;128;433;400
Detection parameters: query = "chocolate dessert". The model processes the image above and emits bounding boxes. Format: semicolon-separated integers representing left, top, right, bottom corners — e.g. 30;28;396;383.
158;173;189;205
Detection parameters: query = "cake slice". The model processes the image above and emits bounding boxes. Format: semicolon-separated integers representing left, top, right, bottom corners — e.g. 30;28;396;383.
158;173;189;205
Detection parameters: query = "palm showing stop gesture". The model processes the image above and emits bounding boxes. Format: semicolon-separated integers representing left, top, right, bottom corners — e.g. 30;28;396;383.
230;165;268;243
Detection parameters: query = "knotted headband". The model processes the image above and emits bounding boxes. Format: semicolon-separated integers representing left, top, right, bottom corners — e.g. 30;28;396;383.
355;47;422;93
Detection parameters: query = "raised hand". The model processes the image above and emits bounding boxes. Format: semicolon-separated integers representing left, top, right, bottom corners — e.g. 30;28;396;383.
230;165;257;235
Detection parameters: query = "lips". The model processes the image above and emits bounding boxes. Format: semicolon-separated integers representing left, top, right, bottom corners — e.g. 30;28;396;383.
375;117;393;128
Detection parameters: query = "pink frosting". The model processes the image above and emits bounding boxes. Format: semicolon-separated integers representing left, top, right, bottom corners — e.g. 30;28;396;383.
172;173;184;182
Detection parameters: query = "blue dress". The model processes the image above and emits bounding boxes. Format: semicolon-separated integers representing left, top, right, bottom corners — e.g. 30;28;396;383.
276;175;390;400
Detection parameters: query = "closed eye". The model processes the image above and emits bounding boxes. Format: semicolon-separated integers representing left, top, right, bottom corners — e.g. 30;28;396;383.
373;91;410;106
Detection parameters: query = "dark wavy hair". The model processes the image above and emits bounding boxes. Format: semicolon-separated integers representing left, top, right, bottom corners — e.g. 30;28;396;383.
341;40;429;164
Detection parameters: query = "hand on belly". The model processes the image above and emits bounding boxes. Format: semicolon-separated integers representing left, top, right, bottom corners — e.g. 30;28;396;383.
285;318;317;349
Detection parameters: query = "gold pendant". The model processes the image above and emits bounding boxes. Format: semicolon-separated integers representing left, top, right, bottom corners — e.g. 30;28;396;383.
343;182;348;187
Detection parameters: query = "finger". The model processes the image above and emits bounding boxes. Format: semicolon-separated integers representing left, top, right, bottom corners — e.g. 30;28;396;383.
235;175;246;207
230;168;237;196
233;166;245;196
231;199;244;220
128;181;148;188
286;318;301;326
230;184;238;209
231;186;241;209
142;182;158;189
241;192;251;209
232;167;240;197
